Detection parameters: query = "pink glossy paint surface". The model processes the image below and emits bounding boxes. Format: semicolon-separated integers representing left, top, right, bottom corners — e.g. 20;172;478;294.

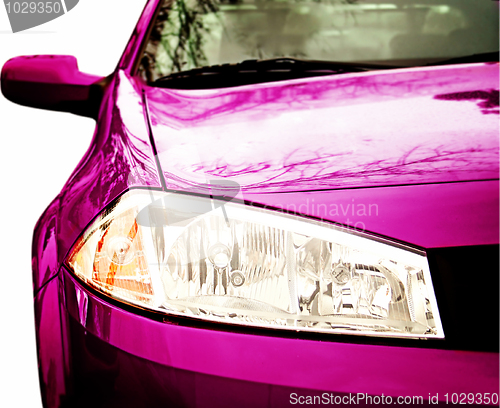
32;198;60;293
1;54;101;85
119;0;162;73
48;71;162;283
146;63;499;194
1;54;105;117
34;278;67;408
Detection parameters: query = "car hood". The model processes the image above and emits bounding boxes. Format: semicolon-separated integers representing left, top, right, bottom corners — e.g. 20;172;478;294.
144;63;498;194
141;63;499;248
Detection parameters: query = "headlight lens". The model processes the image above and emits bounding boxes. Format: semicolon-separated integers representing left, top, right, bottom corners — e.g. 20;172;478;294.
66;189;444;339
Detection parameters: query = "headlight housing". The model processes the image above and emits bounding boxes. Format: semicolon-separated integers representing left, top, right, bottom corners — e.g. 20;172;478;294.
66;189;444;339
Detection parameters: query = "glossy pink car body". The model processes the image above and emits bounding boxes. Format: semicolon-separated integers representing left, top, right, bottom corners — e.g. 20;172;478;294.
1;0;499;406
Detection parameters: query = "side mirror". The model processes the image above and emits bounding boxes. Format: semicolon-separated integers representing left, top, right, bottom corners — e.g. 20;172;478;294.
1;55;108;119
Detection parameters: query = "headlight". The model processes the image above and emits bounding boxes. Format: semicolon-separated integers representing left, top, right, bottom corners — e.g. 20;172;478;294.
66;189;444;339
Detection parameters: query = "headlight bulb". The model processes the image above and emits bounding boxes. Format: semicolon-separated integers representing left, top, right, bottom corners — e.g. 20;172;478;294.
208;243;231;269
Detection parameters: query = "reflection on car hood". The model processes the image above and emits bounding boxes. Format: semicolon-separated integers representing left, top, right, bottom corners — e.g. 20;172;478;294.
145;62;499;195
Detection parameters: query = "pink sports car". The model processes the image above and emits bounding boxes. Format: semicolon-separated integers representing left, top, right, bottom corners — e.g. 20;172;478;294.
1;0;499;406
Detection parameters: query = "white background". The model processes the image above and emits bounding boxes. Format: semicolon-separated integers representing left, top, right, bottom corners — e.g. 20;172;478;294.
0;1;148;406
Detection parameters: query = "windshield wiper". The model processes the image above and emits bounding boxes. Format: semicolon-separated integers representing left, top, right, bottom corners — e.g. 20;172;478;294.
153;58;392;89
424;52;499;66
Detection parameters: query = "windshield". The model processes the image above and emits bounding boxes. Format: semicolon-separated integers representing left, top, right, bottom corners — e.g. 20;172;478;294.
139;0;499;82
